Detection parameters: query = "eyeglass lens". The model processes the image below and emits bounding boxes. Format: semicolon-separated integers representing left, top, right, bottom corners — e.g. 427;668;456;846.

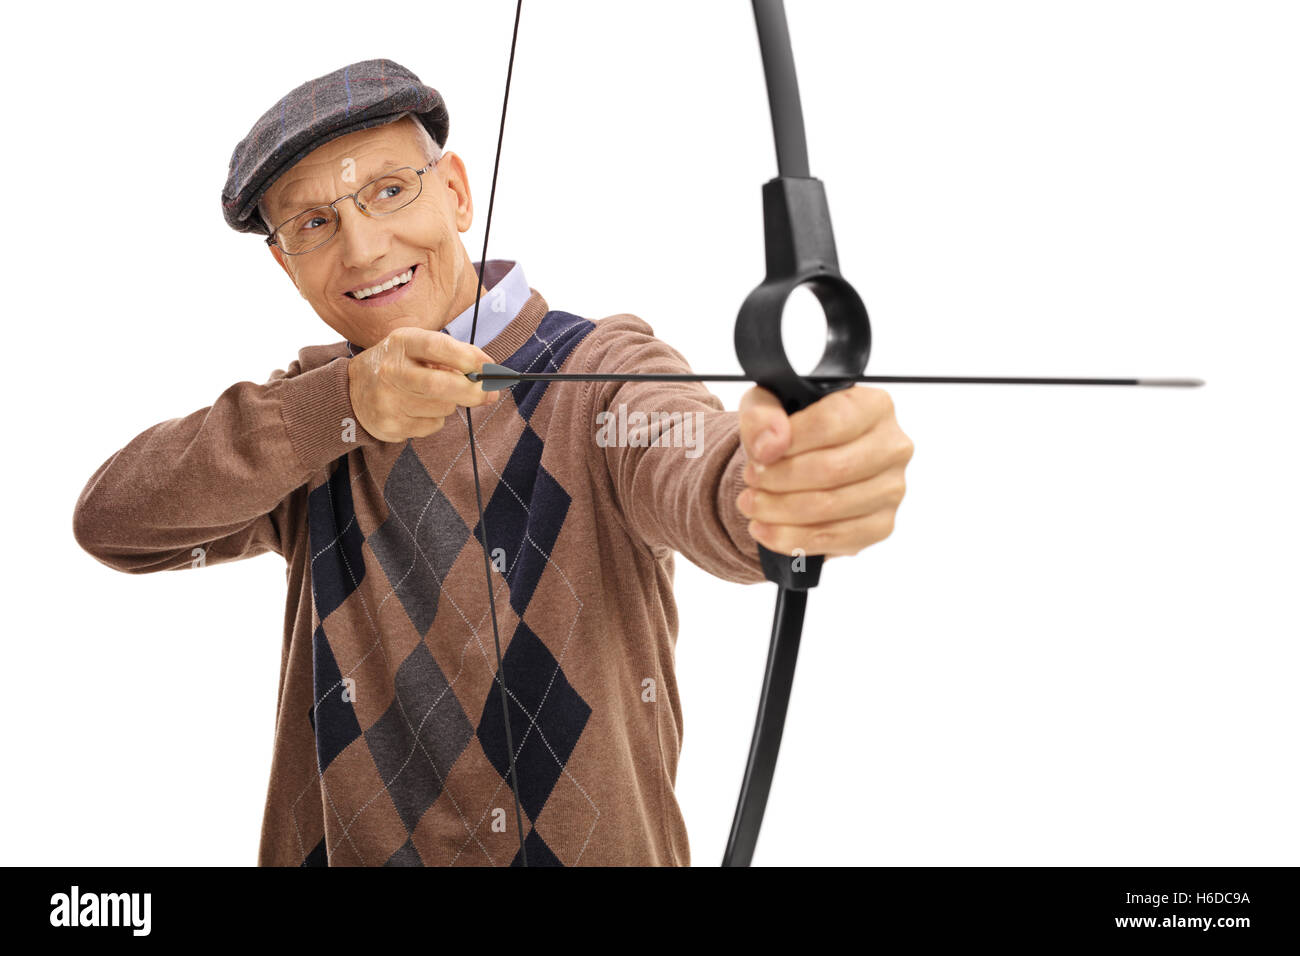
275;167;424;254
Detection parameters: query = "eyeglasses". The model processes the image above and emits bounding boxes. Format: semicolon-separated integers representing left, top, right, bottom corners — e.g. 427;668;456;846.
264;157;439;256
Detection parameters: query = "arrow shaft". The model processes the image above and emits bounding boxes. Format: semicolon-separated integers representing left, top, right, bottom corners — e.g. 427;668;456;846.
468;371;1203;388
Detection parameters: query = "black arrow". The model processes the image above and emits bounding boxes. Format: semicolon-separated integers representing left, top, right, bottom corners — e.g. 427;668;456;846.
466;363;1204;391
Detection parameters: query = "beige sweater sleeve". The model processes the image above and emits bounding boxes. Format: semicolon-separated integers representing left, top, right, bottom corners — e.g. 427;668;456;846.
72;353;380;573
572;314;767;585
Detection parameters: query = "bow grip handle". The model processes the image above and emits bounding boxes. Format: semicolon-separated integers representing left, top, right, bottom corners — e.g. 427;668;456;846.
753;368;834;591
753;354;829;592
735;176;872;592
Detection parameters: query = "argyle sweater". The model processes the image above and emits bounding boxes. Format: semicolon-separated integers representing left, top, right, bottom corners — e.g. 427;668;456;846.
73;288;767;866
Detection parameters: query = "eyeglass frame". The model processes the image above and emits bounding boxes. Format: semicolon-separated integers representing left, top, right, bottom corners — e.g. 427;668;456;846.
263;155;441;255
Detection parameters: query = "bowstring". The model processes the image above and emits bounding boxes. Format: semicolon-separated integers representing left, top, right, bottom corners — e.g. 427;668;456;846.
466;0;528;867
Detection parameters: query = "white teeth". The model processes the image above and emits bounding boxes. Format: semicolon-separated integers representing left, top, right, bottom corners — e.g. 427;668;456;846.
350;267;414;299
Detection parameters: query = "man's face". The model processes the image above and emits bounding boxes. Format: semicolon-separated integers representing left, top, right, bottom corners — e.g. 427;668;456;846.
262;120;476;348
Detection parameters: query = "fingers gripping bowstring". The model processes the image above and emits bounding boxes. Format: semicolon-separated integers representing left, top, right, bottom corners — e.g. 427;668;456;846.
466;0;528;866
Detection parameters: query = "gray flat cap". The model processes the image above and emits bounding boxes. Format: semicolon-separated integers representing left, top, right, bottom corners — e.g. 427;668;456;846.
221;58;449;236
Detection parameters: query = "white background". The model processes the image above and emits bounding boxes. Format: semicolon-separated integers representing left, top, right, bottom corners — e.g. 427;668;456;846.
1;0;1295;866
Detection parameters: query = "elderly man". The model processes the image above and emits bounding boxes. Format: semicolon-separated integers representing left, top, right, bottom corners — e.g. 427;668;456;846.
73;58;913;866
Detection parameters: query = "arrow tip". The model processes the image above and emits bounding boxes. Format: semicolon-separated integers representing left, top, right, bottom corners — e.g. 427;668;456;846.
1137;377;1205;388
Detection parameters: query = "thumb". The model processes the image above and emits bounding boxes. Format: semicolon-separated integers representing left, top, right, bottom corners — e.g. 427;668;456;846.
738;385;791;465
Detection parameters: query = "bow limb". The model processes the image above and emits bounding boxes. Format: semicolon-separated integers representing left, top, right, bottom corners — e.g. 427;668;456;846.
723;0;873;866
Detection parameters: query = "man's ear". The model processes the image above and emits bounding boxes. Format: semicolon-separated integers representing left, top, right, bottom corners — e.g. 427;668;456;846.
439;151;474;233
269;244;302;295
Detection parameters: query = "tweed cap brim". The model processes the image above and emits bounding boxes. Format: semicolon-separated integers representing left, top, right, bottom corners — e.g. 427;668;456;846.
221;58;449;237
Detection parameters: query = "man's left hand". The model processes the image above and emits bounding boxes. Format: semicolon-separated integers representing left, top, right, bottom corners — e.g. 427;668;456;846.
736;386;914;558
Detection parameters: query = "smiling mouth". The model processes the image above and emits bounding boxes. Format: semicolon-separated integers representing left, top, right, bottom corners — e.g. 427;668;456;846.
345;264;418;300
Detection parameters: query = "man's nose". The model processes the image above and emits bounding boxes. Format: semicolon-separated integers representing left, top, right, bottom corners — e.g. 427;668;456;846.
335;198;391;265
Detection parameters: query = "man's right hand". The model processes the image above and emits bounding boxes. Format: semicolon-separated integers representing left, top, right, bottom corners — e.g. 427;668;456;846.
347;327;500;443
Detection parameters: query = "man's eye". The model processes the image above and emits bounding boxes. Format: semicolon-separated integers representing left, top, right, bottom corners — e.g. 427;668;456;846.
380;185;402;200
300;216;328;232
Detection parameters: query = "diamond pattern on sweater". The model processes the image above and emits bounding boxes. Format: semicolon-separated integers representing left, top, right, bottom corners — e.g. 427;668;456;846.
308;456;367;622
472;424;571;617
511;828;562;867
309;623;363;772
477;620;591;822
366;444;470;637
384;838;423;866
506;311;598;422
363;640;474;833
